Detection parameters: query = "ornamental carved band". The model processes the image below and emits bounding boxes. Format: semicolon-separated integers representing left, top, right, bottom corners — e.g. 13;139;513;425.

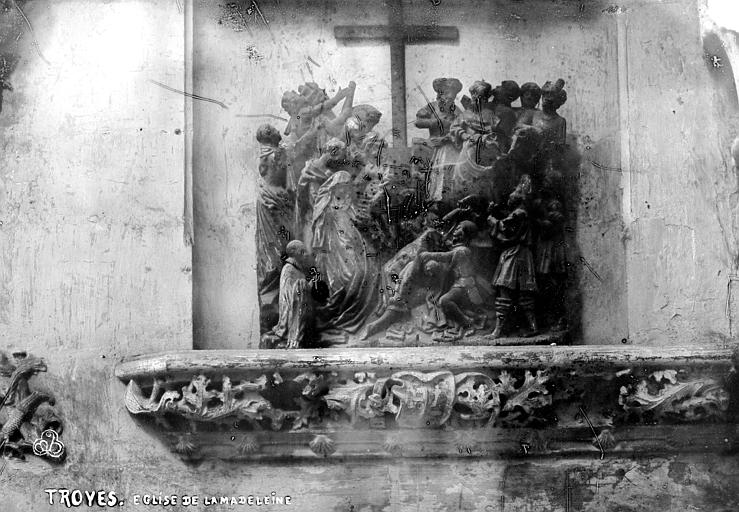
124;366;731;432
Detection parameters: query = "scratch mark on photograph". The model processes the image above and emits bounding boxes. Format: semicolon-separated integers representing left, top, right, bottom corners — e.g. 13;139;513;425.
149;79;228;109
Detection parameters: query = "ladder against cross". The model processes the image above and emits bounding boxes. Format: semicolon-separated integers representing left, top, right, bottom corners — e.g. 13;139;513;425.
334;0;459;149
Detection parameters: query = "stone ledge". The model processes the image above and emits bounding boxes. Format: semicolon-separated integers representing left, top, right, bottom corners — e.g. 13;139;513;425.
115;346;739;460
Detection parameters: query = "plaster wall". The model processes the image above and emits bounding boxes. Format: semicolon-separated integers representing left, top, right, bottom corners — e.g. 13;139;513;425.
0;0;194;504
0;0;192;356
623;0;739;345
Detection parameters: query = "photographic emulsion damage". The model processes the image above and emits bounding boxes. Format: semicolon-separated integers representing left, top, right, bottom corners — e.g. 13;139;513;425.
2;0;739;510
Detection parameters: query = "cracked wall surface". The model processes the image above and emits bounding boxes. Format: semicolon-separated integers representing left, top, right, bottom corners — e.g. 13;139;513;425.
624;0;739;345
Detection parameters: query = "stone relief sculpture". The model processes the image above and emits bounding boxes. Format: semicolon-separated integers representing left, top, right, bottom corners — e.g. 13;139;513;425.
257;77;575;348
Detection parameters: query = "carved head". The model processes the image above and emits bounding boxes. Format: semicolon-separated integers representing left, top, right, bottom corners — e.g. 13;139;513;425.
545;199;565;224
298;81;329;106
324;170;354;210
346;105;382;144
420;227;443;251
422;211;441;230
508;175;533;209
452;220;478;244
256;124;282;147
507;191;527;210
323;137;348;164
433;77;463;106
493;80;520;106
353;105;382;131
468;80;493;107
285;240;308;266
280;90;308;116
519;82;542;109
541;79;567;111
423;260;441;278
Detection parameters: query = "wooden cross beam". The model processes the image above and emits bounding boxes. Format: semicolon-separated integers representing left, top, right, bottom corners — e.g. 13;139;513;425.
334;0;459;147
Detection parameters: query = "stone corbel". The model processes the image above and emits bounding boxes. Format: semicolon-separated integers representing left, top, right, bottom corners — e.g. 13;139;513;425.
115;346;739;460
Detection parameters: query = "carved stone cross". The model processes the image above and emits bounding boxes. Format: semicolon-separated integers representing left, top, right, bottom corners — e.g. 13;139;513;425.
334;0;459;147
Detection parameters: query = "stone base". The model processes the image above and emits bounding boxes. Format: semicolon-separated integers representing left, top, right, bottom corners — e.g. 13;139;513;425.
116;345;739;460
352;328;569;348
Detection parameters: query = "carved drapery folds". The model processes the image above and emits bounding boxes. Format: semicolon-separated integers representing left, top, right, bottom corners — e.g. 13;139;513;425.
117;347;739;459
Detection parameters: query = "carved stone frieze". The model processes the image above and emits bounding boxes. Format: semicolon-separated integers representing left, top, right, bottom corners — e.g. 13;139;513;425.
124;368;553;431
618;369;729;423
116;346;739;459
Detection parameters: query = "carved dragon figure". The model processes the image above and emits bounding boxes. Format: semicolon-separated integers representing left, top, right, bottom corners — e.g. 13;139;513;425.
0;352;64;460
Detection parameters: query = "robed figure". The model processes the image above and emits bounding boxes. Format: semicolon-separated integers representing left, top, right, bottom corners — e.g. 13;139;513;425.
255;124;294;293
414;78;463;202
312;171;380;333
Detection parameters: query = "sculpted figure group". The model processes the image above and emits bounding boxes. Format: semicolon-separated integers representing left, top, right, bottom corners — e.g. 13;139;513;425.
257;77;571;348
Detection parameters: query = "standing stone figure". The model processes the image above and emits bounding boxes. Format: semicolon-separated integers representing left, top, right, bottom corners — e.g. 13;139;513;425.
261;240;314;349
297;138;357;249
414;77;463;201
528;79;567;168
534;198;567;330
489;184;538;338
255;124;294;293
449;81;508;202
311;170;380;334
489;80;520;141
